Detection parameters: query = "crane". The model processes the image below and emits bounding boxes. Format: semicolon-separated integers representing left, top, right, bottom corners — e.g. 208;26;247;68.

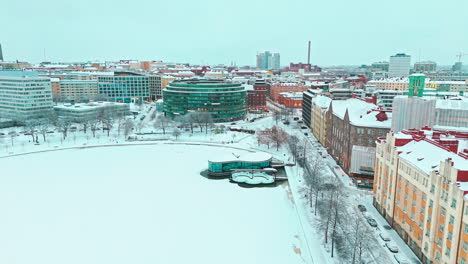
456;52;468;62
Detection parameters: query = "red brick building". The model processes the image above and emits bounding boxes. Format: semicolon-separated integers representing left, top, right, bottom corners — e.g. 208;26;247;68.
277;92;303;108
269;82;309;101
247;80;267;111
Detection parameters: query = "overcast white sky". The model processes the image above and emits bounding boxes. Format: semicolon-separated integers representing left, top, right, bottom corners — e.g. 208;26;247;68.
2;0;467;66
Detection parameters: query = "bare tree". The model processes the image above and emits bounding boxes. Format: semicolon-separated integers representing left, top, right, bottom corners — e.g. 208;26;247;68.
199;112;213;134
56;117;72;140
272;109;281;125
89;118;100;138
172;128;181;140
288;135;300;162
269;126;288;150
38;119;50;142
24;120;39;143
256;128;272;149
123;119;135;139
154;115;172;134
183;112;196;134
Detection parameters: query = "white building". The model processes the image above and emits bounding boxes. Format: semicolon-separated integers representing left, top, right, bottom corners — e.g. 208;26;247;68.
53;101;130;122
388;53;411;78
392;95;468;132
0;76;53;121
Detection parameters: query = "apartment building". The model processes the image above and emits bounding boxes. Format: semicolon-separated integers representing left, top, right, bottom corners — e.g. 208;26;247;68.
374;128;468;264
0;76;53;121
325;96;391;179
311;95;332;146
58;80;98;101
268;82;309;101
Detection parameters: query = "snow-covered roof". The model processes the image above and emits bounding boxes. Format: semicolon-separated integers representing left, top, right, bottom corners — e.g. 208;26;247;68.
208;152;272;163
312;95;332;109
435;97;468;110
398;140;468;174
331;98;391;128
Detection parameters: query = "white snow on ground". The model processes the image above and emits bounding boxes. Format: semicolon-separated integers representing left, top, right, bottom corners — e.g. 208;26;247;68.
0;144;307;264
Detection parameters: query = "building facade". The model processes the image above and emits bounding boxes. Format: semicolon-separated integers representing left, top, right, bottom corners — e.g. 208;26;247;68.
149;75;162;100
163;79;247;122
57;80;99;101
269;82;309;101
389;53;411;78
0;76;53;121
97;72;149;102
325;97;391;179
374;128;468;264
414;61;437;72
256;51;280;70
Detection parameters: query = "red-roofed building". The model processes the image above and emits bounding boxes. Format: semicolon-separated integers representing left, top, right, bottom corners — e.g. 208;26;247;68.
374;128;468;264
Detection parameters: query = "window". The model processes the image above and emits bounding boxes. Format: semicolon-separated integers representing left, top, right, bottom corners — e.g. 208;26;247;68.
429;200;434;208
450;215;455;225
448;231;453;241
431;184;435;193
441;207;446;216
451;199;457;208
464;224;468;234
446;247;451;257
463;241;468;251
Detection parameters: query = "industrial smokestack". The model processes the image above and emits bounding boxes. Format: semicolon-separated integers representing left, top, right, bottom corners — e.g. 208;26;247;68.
307;41;311;65
0;43;3;61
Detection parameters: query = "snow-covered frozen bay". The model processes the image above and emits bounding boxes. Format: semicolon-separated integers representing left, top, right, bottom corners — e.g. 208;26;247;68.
0;144;305;264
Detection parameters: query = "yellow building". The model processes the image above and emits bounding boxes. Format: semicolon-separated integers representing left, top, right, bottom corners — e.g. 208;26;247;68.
310;95;331;146
374;129;468;264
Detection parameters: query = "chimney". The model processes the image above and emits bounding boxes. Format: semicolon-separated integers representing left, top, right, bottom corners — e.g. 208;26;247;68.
307;41;311;65
0;43;3;61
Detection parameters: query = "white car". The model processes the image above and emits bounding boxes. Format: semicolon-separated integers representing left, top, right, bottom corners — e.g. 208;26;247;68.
379;233;391;242
394;254;410;264
385;242;399;253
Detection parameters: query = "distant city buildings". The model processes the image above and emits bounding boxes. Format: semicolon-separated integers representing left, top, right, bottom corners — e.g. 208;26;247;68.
256;51;280;70
414;61;437;72
388;53;411;78
0;76;53;121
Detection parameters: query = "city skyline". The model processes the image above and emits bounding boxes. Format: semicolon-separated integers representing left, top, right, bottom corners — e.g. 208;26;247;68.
2;0;467;66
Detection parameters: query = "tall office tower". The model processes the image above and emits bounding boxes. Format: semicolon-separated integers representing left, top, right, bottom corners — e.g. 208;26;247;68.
388;53;411;77
256;51;280;70
0;76;53;121
271;53;280;70
0;43;3;61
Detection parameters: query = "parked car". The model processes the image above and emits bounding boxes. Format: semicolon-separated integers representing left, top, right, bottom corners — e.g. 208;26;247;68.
367;218;378;227
230;123;236;125
304;133;308;136
379;233;391;242
47;131;54;133
301;126;308;129
358;205;367;212
0;133;4;136
393;254;410;264
297;120;303;124
385;242;399;253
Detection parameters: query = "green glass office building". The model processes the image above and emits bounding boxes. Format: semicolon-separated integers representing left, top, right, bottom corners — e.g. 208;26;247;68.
163;79;247;122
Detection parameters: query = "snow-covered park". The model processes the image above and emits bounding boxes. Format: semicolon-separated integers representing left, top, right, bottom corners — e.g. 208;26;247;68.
0;144;308;264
